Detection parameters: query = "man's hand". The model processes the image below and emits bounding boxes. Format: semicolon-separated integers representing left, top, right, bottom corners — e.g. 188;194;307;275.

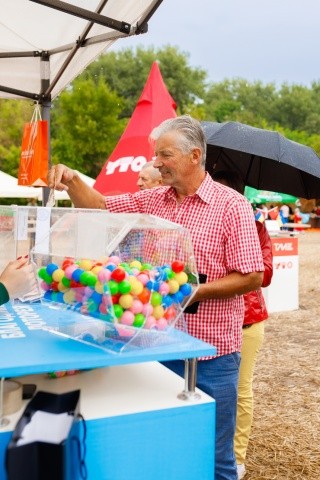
47;163;76;191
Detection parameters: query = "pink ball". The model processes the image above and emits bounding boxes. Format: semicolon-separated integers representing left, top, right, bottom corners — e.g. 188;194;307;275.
156;318;168;330
159;282;170;295
120;310;135;326
109;255;121;265
130;299;143;314
141;303;153;317
40;281;50;291
144;315;157;329
64;265;77;279
98;269;111;282
137;273;149;285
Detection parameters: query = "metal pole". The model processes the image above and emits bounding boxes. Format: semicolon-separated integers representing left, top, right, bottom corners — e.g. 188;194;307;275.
0;377;9;428
178;358;201;401
40;53;51;206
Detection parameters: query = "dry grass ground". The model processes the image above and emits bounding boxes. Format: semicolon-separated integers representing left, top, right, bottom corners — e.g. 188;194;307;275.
245;230;320;479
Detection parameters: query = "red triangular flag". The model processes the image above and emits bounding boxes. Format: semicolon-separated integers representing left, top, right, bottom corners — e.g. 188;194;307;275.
94;62;177;195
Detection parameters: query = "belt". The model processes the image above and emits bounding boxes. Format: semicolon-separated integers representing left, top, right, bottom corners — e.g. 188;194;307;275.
242;324;253;329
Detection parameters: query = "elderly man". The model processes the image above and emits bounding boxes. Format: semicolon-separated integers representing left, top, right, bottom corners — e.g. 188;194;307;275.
137;160;162;190
48;115;264;480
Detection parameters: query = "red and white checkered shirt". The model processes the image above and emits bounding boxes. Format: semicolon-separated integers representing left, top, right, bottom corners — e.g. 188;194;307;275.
106;173;264;356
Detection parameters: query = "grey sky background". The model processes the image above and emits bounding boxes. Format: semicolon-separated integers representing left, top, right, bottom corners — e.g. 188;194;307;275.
114;0;319;87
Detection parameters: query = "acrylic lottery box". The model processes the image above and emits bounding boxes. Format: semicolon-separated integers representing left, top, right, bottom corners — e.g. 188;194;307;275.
0;206;199;352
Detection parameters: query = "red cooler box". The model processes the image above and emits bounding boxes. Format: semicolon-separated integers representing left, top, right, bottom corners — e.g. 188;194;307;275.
262;237;299;313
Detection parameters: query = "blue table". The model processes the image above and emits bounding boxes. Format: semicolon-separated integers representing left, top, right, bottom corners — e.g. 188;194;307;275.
0;302;216;479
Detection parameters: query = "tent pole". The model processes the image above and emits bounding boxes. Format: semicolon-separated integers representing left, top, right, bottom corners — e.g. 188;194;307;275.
40;53;51;206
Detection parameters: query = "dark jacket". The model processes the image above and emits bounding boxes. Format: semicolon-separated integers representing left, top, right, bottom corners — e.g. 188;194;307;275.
0;282;9;306
243;221;273;325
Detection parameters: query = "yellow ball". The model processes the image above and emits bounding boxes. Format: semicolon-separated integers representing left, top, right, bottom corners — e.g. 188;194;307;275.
57;281;68;292
130;260;142;270
118;294;134;309
168;279;179;294
94;281;104;294
174;272;188;285
129;278;144;295
63;290;76;304
153;305;165;319
91;266;103;275
52;268;65;282
78;259;93;271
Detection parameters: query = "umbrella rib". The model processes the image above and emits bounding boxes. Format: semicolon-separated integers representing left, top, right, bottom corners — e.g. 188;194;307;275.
244;154;255;185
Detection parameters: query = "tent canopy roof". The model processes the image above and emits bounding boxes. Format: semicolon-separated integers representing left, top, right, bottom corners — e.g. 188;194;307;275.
0;0;163;101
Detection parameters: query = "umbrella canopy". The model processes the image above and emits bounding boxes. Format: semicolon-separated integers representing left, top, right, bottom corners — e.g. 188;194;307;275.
94;61;177;195
244;186;298;204
202;121;320;199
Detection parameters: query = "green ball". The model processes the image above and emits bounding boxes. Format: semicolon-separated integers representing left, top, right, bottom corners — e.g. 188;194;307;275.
113;304;124;318
107;280;119;295
141;263;153;271
133;313;145;328
118;280;131;294
151;292;162;307
61;276;71;288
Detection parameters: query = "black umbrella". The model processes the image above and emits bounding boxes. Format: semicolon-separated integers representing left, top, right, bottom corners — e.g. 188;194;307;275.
202;121;320;199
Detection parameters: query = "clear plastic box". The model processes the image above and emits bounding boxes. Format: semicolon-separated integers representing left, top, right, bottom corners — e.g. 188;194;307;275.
0;206;199;352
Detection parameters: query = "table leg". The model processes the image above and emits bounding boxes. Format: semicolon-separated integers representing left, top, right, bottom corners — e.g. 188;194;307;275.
178;358;201;401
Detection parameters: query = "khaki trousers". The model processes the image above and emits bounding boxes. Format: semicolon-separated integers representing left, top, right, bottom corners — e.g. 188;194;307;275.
234;321;265;464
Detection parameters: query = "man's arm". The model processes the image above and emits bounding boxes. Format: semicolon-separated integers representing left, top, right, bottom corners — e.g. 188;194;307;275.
47;164;106;209
192;271;263;302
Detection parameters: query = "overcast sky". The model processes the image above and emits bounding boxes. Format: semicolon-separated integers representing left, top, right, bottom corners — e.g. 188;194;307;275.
113;0;320;87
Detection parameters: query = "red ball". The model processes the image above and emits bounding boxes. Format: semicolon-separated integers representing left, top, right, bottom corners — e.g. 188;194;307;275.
171;261;184;273
111;267;126;282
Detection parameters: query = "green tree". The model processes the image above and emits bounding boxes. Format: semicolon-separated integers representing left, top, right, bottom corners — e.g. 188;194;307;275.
81;46;207;117
0;99;34;176
51;77;126;177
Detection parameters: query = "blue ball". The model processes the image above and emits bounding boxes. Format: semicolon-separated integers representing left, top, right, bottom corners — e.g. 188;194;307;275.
71;268;85;282
180;283;192;296
46;263;59;276
162;295;174;307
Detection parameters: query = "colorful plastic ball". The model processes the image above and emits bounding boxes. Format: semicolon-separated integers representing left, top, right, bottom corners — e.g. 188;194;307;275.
171;291;184;304
141;303;153;317
40;281;50;292
137;288;151;304
146;280;160;291
174;271;188;285
130;299;143;314
91;265;103;275
48;371;66;379
118;280;131;294
136;273;149;286
78;259;93;271
129;278;144;295
113;304;124;318
120;310;135;326
52;268;65;282
46;263;59;276
163;268;175;280
106;263;117;272
97;269;111;283
172;261;185;273
119;294;134;309
72;268;85;282
129;260;142;270
99;303;108;315
150;292;162;307
162;295;174;308
94;281;104;294
164;306;177;321
57;281;68;292
111;267;126;282
156;318;168;330
91;291;103;304
141;263;153;271
109;255;121;265
133;313;145;328
144;315;157;329
152;305;165;319
107;280;119;295
159;282;170;296
63;290;76;304
61;276;71;288
180;283;192;296
61;258;74;270
64;265;77;280
168;279;180;294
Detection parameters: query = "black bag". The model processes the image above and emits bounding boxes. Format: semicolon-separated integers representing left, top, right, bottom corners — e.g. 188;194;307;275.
6;390;87;480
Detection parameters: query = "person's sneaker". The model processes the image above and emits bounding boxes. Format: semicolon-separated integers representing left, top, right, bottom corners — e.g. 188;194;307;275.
237;463;246;479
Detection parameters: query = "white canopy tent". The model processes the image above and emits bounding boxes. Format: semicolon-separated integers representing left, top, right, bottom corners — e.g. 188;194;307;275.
0;170;95;201
0;0;163;202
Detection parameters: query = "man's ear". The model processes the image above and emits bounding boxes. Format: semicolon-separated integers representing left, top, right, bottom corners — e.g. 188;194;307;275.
191;147;202;165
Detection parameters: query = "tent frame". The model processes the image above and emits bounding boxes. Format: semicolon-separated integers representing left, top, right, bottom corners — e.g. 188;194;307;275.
0;0;163;204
